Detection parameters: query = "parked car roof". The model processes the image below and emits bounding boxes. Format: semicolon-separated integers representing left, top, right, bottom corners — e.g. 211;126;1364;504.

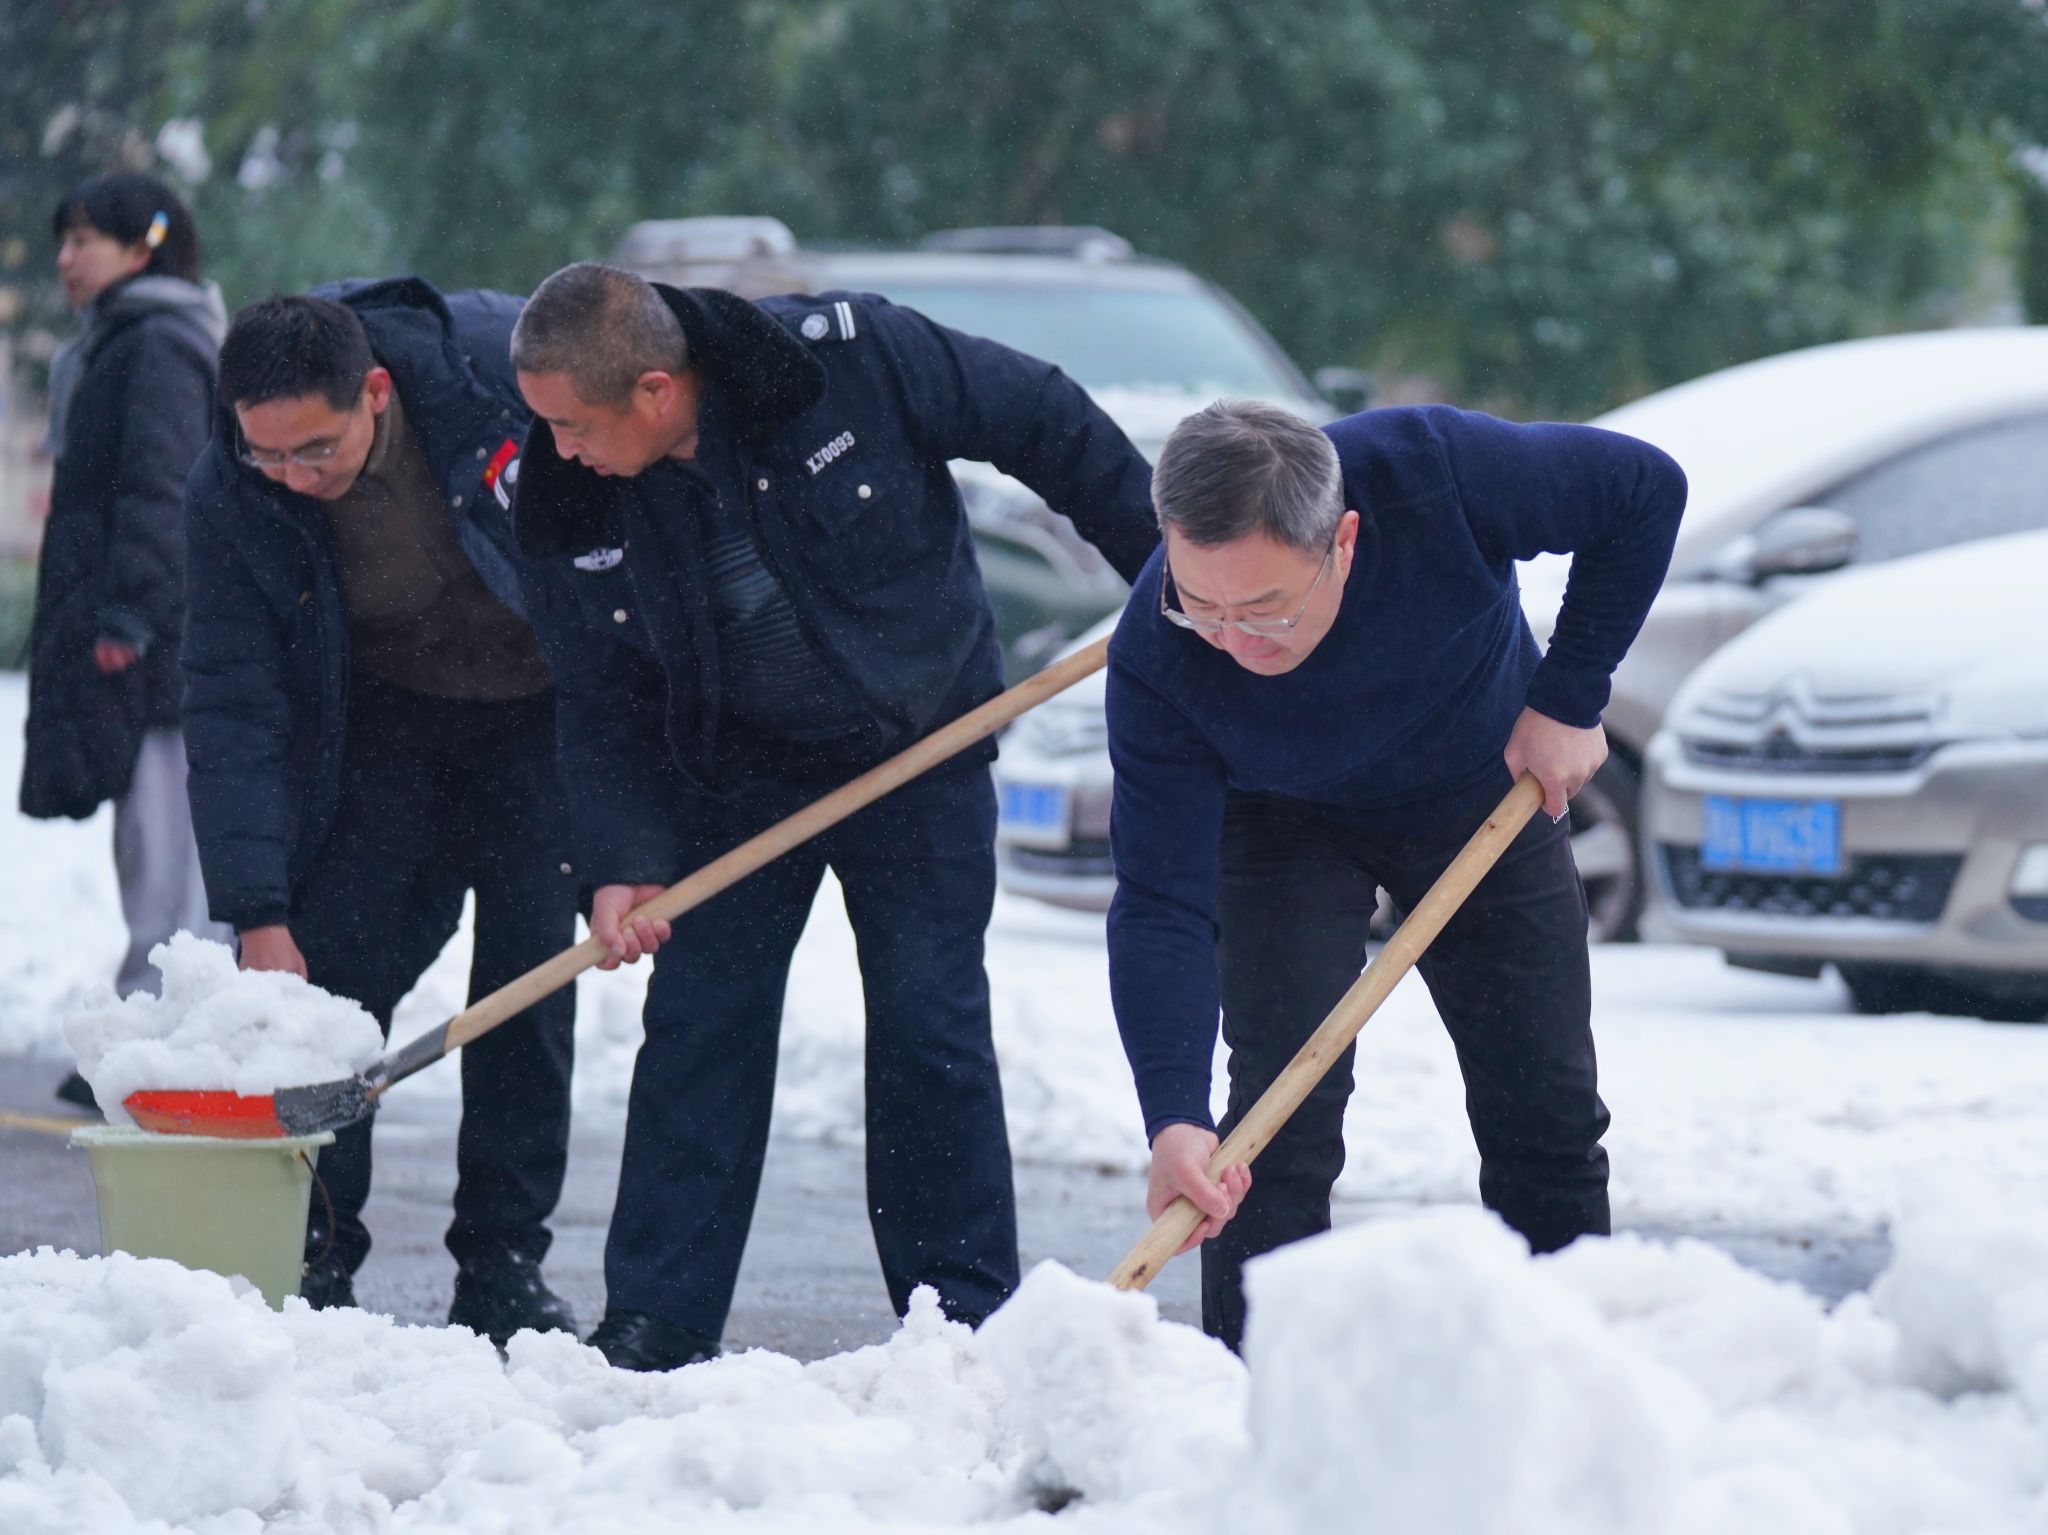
1596;328;2048;579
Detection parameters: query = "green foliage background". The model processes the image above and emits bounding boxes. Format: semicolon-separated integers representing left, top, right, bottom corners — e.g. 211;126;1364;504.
6;0;2048;415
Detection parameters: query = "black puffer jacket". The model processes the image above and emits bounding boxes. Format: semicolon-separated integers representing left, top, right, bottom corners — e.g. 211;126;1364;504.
180;277;534;930
20;275;227;819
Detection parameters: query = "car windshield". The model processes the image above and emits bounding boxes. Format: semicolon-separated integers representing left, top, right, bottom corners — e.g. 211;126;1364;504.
869;283;1307;400
1816;414;2048;565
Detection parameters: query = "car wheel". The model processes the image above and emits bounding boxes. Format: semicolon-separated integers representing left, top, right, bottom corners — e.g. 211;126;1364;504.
1572;754;1642;944
1836;963;2048;1021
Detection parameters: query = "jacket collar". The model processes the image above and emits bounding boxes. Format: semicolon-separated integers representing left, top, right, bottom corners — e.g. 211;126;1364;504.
512;284;826;560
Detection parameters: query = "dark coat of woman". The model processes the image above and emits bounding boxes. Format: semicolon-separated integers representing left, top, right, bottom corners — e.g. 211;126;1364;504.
20;274;227;819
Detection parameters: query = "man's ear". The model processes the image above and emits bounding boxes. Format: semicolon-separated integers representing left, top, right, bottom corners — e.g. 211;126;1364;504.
363;366;395;415
635;370;677;412
641;366;700;420
1335;507;1362;568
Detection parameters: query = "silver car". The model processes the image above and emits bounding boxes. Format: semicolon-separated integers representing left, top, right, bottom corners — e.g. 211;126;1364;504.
999;327;2048;939
1642;529;2048;1019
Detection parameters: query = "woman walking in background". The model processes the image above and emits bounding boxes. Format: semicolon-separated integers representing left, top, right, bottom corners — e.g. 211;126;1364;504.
21;171;231;1107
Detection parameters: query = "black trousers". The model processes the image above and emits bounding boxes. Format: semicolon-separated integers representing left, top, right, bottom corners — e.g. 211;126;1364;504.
292;678;577;1276
1200;778;1611;1351
603;757;1018;1339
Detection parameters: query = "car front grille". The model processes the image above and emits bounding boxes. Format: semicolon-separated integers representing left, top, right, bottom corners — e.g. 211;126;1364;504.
1677;686;1944;776
1661;846;1962;923
1679;737;1938;774
1006;838;1114;878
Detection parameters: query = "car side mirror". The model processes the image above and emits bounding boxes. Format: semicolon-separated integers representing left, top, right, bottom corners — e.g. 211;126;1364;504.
1710;506;1859;583
1313;366;1374;415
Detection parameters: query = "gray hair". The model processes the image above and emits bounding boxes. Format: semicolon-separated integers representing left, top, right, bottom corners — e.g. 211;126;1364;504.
510;261;689;406
1151;399;1343;551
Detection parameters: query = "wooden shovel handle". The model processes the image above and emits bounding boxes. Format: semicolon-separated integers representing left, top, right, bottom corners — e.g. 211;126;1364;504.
418;635;1112;1060
1108;771;1546;1291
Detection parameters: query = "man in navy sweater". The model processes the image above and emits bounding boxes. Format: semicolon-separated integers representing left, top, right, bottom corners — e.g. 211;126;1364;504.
1106;400;1685;1350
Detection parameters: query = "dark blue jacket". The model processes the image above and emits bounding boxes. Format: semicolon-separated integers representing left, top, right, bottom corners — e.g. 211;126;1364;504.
1105;406;1687;1136
512;284;1157;887
181;277;537;931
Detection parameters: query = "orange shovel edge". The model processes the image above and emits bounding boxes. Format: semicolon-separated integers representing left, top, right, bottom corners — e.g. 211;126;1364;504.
123;1052;394;1139
124;1089;291;1139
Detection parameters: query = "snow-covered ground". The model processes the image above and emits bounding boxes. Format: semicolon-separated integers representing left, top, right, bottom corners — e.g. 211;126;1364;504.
12;671;2048;1530
10;1199;2048;1532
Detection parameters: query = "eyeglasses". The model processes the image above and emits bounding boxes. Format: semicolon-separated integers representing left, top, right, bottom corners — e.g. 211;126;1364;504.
236;396;364;470
1161;537;1336;638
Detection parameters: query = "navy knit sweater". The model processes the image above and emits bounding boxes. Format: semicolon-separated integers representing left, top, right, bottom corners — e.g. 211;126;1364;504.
1105;405;1687;1138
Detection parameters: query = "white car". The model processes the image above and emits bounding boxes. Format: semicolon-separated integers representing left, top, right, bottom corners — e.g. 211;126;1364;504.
1642;529;2048;1018
999;327;2048;936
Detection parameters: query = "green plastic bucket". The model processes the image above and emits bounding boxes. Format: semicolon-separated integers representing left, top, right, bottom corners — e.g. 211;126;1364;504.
70;1124;335;1309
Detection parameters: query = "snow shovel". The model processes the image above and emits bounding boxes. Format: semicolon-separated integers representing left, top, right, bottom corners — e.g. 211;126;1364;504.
1107;770;1546;1291
124;634;1115;1139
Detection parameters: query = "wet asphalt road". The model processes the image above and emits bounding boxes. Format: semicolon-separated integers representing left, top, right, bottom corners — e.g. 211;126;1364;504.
1;1054;1889;1357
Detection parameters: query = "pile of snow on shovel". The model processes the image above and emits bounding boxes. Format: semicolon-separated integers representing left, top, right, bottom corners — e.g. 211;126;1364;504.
62;933;382;1123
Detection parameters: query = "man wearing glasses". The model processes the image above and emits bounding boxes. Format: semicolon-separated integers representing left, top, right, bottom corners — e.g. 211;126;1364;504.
181;284;578;1346
1106;399;1686;1351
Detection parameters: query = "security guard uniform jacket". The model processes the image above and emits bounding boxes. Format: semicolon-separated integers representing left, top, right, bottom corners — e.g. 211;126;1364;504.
511;285;1157;887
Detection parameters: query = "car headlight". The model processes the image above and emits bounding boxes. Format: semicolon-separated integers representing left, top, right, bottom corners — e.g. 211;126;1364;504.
2011;844;2048;898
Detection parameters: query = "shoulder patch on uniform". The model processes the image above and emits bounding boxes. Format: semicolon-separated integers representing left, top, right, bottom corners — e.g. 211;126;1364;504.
799;302;858;344
485;441;521;510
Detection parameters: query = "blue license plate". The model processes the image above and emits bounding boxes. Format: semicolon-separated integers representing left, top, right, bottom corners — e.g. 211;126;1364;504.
1000;782;1070;836
1701;796;1841;874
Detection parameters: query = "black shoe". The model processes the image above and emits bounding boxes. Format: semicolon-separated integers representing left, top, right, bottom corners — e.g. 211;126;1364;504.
448;1251;577;1346
585;1309;721;1372
299;1254;358;1311
53;1070;97;1111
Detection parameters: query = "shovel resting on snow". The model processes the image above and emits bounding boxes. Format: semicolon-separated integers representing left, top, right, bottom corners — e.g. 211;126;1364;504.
125;636;1114;1139
1107;771;1545;1292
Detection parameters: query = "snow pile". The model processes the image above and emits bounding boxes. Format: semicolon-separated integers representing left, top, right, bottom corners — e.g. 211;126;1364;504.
1870;1182;2048;1410
1240;1211;1680;1534
63;932;384;1122
0;1252;1225;1533
1239;1205;2048;1532
976;1261;1245;1505
12;1202;2048;1531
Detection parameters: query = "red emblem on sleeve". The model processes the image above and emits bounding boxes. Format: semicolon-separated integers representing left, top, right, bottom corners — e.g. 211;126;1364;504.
482;439;519;488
